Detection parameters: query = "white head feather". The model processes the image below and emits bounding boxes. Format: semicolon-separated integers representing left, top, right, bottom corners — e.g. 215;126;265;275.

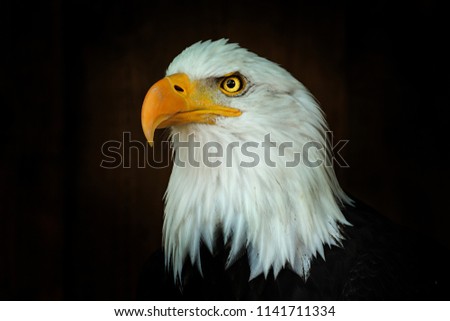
161;39;352;282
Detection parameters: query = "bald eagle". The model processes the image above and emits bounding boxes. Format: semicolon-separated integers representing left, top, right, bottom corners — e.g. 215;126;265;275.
138;39;449;300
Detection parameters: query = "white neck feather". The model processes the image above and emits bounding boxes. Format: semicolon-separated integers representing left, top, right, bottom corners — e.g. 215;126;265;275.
162;90;352;282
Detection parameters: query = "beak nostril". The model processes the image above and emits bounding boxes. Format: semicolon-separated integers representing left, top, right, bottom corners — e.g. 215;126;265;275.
174;85;184;93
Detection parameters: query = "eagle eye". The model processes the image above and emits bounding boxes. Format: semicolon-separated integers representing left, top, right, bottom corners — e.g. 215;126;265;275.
219;74;245;96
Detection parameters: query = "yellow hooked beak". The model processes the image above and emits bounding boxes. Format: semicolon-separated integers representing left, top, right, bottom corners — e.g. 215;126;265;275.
141;73;242;145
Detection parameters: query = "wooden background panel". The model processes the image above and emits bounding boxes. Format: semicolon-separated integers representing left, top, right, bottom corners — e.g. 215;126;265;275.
1;0;448;300
65;1;349;300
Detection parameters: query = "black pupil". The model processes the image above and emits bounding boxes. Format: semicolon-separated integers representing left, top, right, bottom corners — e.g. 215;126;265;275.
226;79;236;89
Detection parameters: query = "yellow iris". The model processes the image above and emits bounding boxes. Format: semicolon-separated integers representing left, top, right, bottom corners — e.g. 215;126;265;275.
219;75;245;96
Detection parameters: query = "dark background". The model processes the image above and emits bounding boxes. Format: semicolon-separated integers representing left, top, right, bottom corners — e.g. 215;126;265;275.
1;0;449;300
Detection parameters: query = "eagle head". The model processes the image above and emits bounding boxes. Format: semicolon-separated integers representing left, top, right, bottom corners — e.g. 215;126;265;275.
141;39;352;282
